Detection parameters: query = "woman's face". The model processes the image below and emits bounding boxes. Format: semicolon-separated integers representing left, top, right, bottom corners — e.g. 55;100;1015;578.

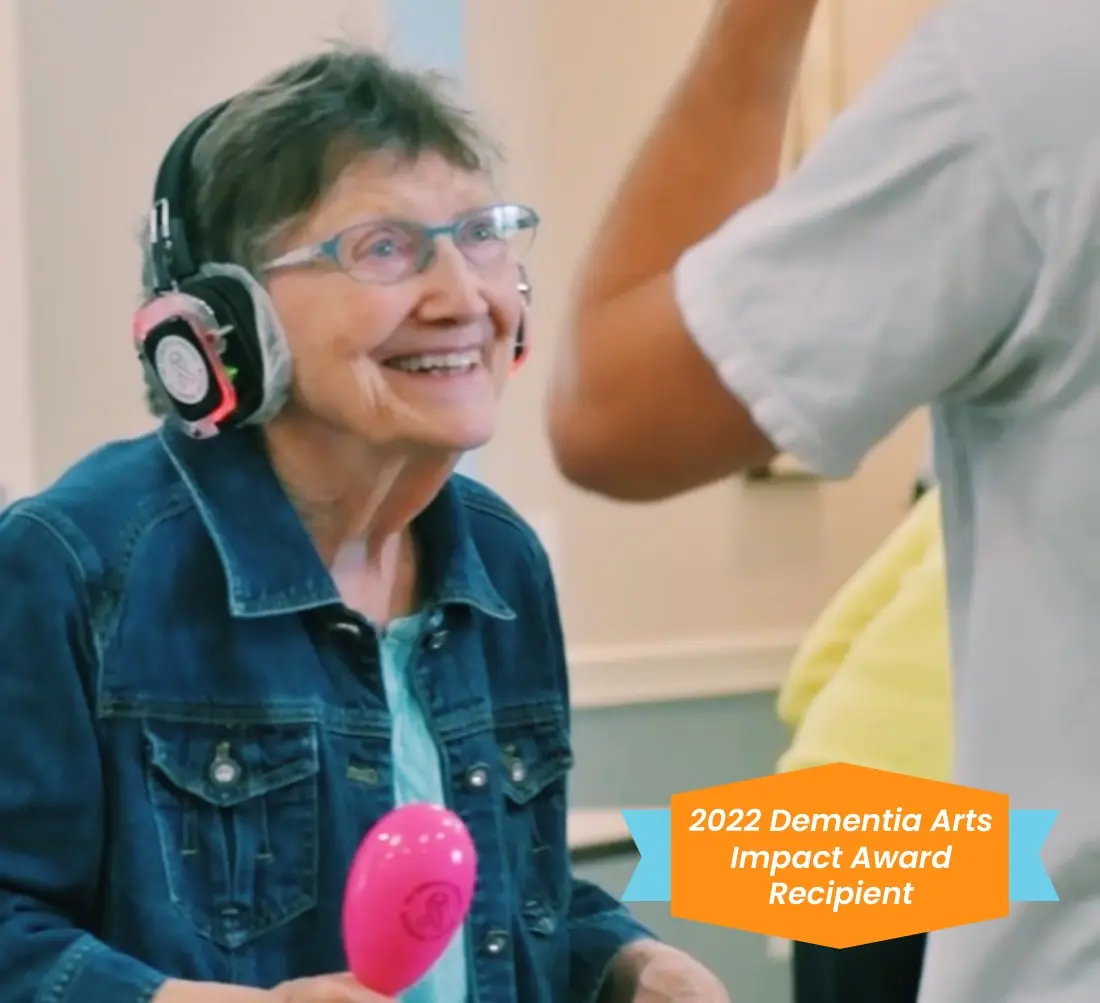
265;152;527;456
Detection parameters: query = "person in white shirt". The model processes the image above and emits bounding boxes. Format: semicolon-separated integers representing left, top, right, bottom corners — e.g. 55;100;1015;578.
547;1;1100;1001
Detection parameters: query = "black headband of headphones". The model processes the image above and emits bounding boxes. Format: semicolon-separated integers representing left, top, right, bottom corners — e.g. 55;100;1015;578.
148;100;231;293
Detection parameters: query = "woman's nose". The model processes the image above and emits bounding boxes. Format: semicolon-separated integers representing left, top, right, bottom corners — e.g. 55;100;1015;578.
416;240;491;321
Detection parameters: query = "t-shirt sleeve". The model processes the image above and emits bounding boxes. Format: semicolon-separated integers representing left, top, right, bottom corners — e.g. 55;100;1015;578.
672;13;1042;479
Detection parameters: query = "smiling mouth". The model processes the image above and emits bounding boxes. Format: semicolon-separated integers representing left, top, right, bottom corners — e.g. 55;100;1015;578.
383;349;482;376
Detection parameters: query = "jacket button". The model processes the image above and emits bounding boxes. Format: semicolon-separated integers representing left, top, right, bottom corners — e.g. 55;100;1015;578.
509;758;528;784
327;620;363;642
483;931;510;956
465;765;490;790
424;629;448;650
208;742;241;787
524;900;557;936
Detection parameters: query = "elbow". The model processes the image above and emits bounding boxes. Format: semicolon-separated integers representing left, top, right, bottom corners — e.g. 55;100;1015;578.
551;448;647;503
546;405;613;497
546;405;676;503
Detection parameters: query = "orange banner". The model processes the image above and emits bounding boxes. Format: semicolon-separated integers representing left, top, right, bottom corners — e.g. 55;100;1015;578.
621;764;1057;948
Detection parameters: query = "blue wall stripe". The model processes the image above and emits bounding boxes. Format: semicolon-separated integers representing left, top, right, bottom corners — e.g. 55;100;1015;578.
387;0;465;84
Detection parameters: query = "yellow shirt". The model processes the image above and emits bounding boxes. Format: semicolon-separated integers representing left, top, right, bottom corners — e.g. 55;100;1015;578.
776;489;952;782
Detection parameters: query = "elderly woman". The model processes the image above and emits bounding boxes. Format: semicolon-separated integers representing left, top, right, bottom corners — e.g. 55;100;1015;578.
0;50;726;1003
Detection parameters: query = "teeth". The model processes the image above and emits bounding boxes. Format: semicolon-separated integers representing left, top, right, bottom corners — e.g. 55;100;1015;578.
389;349;480;373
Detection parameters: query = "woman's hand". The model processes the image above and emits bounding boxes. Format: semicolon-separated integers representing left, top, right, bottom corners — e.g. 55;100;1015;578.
269;973;393;1003
603;941;729;1003
152;975;389;1003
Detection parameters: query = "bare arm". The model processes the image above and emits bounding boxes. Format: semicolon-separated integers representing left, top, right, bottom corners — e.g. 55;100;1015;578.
547;0;818;500
152;981;268;1003
153;974;387;1002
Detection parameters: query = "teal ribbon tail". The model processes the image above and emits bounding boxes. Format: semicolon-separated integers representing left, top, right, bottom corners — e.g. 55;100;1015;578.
620;809;672;902
1009;809;1058;902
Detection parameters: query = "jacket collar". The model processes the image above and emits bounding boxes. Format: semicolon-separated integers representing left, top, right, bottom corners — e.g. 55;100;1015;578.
158;424;514;621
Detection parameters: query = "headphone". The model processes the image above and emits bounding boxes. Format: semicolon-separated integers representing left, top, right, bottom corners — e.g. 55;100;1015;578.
133;100;532;441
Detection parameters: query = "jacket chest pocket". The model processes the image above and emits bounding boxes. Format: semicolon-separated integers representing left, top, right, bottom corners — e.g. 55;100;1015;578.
497;710;574;921
142;717;320;950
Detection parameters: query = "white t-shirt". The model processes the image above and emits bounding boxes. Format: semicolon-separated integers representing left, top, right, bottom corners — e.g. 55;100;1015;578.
674;1;1100;1000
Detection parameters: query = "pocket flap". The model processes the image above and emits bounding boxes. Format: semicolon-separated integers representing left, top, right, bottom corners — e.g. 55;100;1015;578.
143;717;319;808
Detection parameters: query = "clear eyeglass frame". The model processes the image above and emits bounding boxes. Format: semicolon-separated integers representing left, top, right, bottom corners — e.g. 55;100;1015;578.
263;202;540;285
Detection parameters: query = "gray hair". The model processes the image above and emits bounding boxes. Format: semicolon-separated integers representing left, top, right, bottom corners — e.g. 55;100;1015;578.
138;45;497;415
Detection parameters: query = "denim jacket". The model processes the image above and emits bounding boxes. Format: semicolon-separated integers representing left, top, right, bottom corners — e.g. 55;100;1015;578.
0;425;651;1003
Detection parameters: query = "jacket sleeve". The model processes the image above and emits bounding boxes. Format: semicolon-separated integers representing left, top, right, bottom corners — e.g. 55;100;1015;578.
565;877;655;1003
0;507;168;1003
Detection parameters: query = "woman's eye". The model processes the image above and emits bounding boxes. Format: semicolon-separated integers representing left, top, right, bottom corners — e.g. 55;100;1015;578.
345;223;418;260
457;211;508;243
348;227;413;262
366;238;397;258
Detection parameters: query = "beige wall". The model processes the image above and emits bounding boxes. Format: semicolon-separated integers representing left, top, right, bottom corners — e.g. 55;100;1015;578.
1;0;937;656
469;0;940;648
0;0;34;499
11;0;388;493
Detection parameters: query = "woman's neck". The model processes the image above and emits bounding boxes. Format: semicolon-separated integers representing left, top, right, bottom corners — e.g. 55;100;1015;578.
261;414;455;620
329;530;420;625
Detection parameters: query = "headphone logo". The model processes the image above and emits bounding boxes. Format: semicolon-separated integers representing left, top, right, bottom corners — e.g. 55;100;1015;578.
154;334;211;404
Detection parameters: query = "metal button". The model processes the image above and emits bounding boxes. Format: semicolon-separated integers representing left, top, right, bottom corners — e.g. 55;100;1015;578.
524;900;557;936
208;742;241;787
427;608;445;631
483;930;510;956
465;764;490;790
509;758;528;784
424;629;448;650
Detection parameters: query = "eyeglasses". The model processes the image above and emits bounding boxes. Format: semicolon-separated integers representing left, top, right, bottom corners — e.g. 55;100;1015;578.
263;203;539;285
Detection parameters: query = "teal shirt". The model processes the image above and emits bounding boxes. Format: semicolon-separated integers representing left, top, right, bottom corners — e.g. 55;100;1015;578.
379;614;468;1003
